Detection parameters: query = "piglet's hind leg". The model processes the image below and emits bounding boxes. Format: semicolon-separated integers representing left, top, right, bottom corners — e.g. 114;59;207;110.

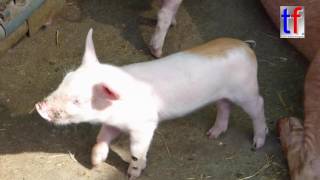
237;95;268;149
207;99;231;139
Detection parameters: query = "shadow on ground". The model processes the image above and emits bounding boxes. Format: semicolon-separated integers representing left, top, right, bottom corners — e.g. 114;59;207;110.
0;104;129;179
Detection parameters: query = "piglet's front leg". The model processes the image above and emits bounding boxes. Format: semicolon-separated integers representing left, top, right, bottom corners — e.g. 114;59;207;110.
91;125;121;166
127;126;156;180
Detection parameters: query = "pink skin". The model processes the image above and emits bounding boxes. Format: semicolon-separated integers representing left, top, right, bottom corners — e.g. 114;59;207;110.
238;96;268;149
150;0;182;58
127;126;156;179
207;99;231;138
207;96;268;149
35;99;64;122
91;125;121;166
35;100;51;121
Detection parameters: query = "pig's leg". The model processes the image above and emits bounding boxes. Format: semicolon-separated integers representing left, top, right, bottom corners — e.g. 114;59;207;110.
91;125;121;166
237;95;268;149
127;127;156;180
277;117;307;179
277;117;304;156
207;99;231;139
150;0;182;58
156;0;177;26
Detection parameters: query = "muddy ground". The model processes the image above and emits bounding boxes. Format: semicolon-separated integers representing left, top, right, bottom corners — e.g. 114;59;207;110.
0;0;308;179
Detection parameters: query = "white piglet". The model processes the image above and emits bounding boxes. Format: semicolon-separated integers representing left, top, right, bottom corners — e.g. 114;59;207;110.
35;29;268;179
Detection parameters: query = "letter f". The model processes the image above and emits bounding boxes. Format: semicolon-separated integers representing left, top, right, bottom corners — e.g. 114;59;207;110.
292;6;302;34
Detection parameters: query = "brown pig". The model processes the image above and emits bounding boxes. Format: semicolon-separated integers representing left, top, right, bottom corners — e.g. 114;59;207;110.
261;0;320;179
278;51;320;180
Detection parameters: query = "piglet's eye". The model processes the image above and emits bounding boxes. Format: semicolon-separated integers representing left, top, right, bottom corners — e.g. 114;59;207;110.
72;99;80;105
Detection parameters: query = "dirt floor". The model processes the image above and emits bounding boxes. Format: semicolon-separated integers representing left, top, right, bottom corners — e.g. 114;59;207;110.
0;0;308;179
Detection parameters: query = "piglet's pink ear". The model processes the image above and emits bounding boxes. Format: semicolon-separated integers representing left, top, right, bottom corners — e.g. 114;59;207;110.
101;84;120;100
91;83;120;110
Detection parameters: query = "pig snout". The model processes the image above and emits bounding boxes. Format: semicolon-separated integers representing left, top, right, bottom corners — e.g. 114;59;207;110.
35;100;54;122
35;99;68;124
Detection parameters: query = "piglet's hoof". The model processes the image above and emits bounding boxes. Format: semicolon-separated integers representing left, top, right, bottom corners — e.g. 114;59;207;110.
127;166;142;180
149;46;163;58
91;143;109;166
206;126;226;139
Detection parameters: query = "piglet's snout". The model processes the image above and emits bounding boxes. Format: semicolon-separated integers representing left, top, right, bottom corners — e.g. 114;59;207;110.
35;100;52;122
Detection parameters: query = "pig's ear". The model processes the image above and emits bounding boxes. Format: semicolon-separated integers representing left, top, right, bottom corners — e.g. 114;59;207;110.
101;84;120;100
91;83;120;110
93;83;120;101
82;28;99;66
